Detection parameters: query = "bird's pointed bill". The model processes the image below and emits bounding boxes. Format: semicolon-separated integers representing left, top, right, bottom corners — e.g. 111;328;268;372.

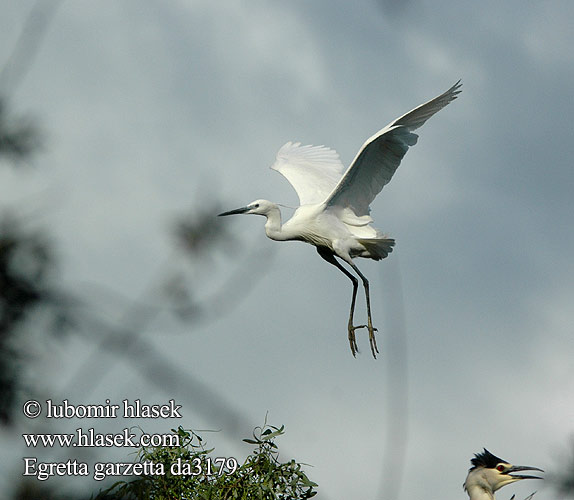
505;465;544;480
218;206;250;216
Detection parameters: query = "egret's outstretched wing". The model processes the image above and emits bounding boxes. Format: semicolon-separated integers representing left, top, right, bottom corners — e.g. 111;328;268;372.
271;142;345;206
325;80;461;215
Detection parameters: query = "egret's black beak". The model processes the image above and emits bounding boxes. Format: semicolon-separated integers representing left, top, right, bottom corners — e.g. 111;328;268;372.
218;206;250;216
505;465;544;480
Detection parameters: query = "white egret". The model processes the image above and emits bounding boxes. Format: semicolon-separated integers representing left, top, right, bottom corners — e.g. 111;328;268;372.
219;81;461;357
464;449;543;500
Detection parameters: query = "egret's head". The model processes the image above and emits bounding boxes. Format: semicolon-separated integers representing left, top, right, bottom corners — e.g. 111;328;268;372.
464;449;543;496
218;199;276;217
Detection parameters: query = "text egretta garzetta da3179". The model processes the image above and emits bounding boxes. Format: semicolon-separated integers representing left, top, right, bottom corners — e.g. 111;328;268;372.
220;81;461;358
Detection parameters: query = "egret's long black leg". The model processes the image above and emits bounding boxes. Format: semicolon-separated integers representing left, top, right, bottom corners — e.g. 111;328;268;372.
348;261;379;358
316;247;365;357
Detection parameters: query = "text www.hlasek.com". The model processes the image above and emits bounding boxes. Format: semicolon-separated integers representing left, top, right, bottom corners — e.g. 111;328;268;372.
22;428;180;448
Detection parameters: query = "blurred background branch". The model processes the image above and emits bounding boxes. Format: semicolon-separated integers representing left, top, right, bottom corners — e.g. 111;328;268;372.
0;7;275;495
0;99;40;164
0;0;63;97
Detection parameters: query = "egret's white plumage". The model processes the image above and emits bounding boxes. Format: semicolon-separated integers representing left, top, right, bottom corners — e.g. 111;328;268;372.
220;81;462;357
272;142;345;206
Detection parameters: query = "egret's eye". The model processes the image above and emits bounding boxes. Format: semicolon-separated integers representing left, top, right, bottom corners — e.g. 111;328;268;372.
496;465;505;472
253;203;260;208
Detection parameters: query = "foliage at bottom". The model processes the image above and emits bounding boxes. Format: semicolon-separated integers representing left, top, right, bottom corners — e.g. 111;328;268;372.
95;422;317;500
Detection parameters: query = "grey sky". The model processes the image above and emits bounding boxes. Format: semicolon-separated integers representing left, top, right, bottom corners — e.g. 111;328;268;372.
1;1;573;499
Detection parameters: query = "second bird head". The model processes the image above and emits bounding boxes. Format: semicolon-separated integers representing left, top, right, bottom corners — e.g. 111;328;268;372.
464;449;543;498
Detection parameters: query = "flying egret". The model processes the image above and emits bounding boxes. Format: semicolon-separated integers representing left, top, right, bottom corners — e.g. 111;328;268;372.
219;81;461;358
464;449;543;500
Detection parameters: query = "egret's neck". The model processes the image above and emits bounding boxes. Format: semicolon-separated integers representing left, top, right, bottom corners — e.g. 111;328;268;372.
263;206;287;241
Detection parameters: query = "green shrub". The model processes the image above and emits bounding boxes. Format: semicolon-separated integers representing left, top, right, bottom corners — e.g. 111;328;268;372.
96;422;317;500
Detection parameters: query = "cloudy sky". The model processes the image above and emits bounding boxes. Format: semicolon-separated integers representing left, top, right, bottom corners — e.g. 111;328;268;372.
1;1;573;499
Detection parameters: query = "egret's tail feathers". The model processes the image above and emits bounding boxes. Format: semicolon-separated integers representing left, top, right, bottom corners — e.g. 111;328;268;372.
358;238;395;260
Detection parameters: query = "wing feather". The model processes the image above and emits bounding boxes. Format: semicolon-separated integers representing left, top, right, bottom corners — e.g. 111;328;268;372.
325;80;461;215
271;142;345;205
